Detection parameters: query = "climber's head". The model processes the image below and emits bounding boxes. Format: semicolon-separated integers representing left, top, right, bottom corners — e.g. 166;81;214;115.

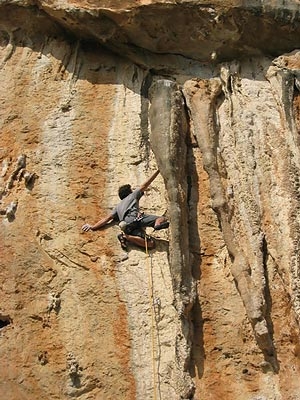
118;184;132;200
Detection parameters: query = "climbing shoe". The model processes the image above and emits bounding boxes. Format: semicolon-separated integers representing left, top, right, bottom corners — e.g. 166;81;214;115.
154;221;169;231
118;233;128;251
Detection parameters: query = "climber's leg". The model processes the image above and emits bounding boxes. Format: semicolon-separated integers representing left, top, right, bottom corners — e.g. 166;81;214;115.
125;233;156;249
140;214;169;231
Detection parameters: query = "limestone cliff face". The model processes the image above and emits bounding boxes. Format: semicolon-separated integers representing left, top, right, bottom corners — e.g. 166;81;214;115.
1;1;300;399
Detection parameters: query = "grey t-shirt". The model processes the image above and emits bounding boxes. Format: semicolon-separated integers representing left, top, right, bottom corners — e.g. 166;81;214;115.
112;188;143;221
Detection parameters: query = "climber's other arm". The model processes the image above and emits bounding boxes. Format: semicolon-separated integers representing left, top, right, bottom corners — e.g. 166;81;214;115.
81;213;114;232
140;170;160;192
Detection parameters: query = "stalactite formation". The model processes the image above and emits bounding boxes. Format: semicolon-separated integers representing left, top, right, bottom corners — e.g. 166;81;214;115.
149;79;196;398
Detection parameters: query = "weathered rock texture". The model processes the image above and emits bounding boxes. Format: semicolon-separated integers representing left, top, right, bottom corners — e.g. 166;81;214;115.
2;1;300;399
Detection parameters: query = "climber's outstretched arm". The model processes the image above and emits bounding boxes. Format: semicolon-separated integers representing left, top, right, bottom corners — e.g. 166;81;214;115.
140;170;160;192
82;213;114;232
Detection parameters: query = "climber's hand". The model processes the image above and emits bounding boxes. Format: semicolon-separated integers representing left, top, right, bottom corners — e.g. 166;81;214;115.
82;223;92;232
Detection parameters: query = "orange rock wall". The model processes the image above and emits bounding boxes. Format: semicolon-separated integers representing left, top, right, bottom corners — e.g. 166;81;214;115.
0;37;137;399
2;2;300;400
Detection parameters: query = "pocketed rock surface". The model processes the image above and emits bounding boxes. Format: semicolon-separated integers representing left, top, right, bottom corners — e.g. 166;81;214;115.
1;1;300;399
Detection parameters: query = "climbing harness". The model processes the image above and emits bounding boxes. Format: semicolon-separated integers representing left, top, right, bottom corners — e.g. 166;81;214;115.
119;212;145;234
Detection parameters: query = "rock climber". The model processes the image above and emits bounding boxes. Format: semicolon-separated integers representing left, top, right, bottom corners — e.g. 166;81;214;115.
81;170;169;250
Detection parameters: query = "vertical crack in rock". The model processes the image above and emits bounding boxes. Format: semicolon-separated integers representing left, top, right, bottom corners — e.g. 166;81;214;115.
183;77;277;365
293;76;300;135
149;78;196;398
140;71;153;167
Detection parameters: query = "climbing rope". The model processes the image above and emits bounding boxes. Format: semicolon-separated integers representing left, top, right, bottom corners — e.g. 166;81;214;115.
145;235;158;400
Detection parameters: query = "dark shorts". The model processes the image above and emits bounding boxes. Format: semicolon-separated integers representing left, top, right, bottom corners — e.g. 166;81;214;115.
124;213;158;237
